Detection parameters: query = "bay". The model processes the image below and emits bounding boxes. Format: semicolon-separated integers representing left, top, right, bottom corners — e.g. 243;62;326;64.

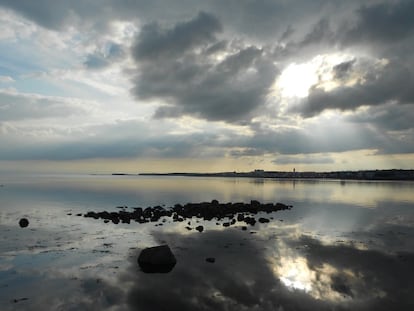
0;174;413;310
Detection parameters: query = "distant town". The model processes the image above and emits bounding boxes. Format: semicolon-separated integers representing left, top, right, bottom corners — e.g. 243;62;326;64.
135;169;414;181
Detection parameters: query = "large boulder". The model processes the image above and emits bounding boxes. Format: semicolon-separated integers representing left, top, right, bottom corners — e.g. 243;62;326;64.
138;245;177;273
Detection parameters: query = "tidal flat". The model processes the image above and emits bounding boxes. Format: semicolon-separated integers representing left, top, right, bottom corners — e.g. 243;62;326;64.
0;174;413;310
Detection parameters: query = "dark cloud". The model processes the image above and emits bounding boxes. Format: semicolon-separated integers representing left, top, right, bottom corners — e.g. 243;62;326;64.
333;59;356;80
346;102;414;132
343;0;414;46
295;61;414;117
132;12;221;61
0;0;116;30
300;18;334;46
0;0;340;41
131;12;278;123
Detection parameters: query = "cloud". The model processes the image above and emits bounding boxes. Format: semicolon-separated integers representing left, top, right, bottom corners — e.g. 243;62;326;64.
273;154;334;165
332;59;356;80
0;119;228;161
289;235;414;309
1;0;414;165
117;230;345;311
84;42;126;70
294;60;414;117
67;228;414;310
0;75;15;83
0;90;90;121
346;102;414;132
0;0;80;30
343;0;414;46
132;12;221;61
131;12;278;123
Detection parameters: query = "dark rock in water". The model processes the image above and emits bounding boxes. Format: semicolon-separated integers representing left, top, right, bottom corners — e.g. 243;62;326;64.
205;257;215;263
82;200;292;228
19;218;29;228
244;216;256;226
195;225;204;232
241;226;247;231
138;245;177;273
258;217;270;223
237;213;245;221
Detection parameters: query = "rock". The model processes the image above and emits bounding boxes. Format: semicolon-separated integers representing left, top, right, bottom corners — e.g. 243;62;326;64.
19;218;29;228
195;225;204;232
80;200;293;227
244;216;256;226
205;257;215;263
138;245;177;273
258;217;270;223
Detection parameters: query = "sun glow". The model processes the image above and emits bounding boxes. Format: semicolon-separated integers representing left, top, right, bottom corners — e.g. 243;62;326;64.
278;62;319;98
276;53;355;98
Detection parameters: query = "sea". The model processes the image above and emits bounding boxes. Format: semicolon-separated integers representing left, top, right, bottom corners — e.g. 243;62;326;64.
0;173;413;310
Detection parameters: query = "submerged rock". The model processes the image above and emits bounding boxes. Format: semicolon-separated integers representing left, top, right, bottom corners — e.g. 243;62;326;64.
19;218;29;228
138;245;177;273
205;257;215;263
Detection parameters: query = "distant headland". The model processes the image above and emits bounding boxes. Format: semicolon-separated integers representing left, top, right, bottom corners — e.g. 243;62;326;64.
115;169;414;181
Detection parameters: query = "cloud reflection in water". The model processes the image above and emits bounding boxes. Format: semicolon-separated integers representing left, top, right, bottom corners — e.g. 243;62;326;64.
75;228;414;311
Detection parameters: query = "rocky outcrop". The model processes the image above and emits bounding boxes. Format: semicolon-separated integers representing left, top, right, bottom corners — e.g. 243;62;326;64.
83;200;292;228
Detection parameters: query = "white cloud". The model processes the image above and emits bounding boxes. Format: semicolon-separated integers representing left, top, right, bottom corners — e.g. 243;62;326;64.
0;75;15;83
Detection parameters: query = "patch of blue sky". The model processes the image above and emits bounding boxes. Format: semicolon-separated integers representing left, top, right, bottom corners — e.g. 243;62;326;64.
0;41;47;74
11;77;68;97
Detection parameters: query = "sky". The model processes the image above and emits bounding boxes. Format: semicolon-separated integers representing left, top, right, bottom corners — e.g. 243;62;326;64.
0;0;413;173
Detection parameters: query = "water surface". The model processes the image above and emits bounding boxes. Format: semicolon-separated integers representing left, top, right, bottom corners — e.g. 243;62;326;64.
0;174;413;310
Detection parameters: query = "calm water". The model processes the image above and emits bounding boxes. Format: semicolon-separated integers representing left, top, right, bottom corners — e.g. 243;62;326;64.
0;174;413;310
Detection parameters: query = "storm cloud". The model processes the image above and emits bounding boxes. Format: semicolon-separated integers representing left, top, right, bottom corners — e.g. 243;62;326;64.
131;12;277;123
295;60;414;117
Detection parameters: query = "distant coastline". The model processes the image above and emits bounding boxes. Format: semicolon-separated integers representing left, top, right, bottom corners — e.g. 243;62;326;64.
118;169;414;181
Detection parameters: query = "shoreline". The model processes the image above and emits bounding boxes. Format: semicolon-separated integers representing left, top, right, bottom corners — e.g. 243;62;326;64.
106;169;414;181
